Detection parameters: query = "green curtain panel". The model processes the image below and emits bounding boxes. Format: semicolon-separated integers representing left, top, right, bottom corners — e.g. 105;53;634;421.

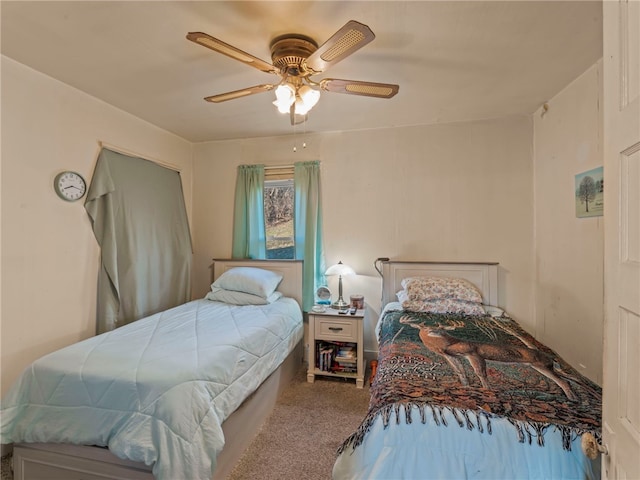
294;161;326;312
84;148;192;333
232;164;266;259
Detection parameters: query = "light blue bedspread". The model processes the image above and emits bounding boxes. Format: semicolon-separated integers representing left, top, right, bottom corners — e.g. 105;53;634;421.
2;298;302;480
333;303;601;480
333;406;601;480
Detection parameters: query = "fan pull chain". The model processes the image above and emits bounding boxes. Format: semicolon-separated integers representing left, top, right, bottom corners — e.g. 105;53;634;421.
303;121;307;149
293;120;297;152
292;118;308;152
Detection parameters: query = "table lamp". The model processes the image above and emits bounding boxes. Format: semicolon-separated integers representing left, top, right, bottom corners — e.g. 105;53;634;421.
325;261;356;310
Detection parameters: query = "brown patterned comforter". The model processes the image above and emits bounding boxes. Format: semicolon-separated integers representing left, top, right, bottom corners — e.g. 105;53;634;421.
339;309;601;454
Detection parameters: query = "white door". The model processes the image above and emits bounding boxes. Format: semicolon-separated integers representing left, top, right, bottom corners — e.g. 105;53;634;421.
602;0;640;478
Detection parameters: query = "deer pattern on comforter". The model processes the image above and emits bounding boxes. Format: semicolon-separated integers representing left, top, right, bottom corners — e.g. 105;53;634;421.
339;310;602;454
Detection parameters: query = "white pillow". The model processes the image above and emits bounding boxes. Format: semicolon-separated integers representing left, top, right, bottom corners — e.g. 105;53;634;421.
211;267;283;299
483;305;505;318
205;287;283;305
402;298;486;316
396;290;409;303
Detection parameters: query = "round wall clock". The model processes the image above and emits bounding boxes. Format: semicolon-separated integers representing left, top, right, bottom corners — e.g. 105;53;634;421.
54;171;87;202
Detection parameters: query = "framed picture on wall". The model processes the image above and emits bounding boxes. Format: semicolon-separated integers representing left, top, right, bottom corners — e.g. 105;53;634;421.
575;166;603;218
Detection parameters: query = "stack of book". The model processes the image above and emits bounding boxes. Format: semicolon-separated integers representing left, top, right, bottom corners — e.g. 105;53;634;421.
334;344;357;373
316;341;357;373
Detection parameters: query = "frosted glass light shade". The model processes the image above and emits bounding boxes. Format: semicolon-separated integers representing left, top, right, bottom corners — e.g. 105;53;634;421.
273;84;320;116
325;261;355;277
273;84;295;113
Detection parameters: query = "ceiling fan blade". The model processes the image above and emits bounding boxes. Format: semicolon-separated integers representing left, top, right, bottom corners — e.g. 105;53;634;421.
304;20;375;74
187;32;279;75
204;84;276;103
320;79;399;98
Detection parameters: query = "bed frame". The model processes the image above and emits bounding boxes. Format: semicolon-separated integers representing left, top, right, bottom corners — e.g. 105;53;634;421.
381;260;499;307
12;259;304;480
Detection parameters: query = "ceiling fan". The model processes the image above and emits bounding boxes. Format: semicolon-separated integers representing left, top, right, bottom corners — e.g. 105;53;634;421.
186;20;399;125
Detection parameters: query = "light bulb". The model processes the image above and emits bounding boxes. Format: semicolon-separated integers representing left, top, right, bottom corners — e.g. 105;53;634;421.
273;84;295;114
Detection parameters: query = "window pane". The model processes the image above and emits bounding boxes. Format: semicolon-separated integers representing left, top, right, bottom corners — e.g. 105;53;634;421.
264;179;294;259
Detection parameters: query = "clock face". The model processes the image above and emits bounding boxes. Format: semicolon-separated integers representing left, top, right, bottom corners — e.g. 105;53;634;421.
54;171;87;202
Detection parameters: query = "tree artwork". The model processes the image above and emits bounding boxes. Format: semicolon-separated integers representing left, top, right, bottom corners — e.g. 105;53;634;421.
575;167;603;218
577;175;597;213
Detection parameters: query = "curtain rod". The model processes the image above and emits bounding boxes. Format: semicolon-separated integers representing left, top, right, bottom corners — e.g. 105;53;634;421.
98;141;181;172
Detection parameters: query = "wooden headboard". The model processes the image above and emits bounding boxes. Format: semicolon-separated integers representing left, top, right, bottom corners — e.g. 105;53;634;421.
381;261;499;307
212;259;304;307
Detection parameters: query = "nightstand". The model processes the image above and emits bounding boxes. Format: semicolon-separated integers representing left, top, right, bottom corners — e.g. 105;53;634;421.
307;308;365;388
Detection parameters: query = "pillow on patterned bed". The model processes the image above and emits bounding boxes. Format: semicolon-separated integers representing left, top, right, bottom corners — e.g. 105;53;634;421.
211;267;283;299
400;276;483;303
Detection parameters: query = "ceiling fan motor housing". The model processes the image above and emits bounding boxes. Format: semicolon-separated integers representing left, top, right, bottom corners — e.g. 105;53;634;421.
269;34;318;76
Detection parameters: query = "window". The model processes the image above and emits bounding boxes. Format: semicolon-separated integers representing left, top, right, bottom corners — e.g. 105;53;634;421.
264;178;294;259
232;161;324;311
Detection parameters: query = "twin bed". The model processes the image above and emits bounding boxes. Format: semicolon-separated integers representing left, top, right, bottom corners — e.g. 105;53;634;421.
333;261;602;480
2;259;304;480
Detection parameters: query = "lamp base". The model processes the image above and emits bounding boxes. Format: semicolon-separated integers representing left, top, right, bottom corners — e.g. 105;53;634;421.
331;298;350;310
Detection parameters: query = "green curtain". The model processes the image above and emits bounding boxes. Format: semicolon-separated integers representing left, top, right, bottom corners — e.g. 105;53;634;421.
84;148;192;333
294;161;326;311
232;164;266;259
231;161;325;311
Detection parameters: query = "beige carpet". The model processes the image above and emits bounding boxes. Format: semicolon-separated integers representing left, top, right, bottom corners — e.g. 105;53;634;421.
0;367;370;480
228;367;370;479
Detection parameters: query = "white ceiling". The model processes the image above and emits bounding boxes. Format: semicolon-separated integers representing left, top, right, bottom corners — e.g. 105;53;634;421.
1;1;603;143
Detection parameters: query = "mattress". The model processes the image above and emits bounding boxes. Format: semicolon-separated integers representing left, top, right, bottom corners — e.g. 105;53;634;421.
2;297;303;480
334;304;601;480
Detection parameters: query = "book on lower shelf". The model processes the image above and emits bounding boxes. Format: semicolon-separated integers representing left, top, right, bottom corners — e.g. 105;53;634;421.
316;341;357;373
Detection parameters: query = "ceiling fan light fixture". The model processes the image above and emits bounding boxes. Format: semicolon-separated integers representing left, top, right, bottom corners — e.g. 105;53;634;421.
273;83;320;116
273;84;296;113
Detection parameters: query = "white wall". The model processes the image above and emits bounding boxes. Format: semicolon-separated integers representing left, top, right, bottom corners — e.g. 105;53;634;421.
191;117;535;356
533;61;603;384
0;57;193;396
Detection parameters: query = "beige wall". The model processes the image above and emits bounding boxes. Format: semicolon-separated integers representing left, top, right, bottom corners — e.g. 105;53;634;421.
191;117;535;355
533;61;604;384
0;57;193;396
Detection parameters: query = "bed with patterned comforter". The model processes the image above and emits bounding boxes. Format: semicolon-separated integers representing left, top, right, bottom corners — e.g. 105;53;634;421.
2;297;303;480
333;305;602;479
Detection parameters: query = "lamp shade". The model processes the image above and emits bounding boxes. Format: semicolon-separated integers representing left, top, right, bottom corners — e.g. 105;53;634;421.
325;261;355;277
